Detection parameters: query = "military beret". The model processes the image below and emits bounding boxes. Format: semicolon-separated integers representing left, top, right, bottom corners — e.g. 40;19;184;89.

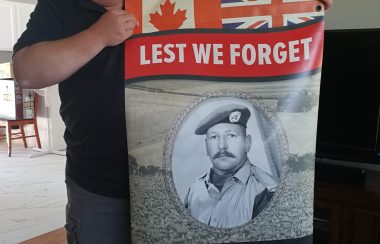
195;104;251;135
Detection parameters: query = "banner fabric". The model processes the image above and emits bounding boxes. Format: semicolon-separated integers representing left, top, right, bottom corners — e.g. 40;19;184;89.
124;0;325;243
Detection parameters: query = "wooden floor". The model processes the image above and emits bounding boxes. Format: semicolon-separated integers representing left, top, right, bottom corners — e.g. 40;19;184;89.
0;142;66;243
20;228;67;244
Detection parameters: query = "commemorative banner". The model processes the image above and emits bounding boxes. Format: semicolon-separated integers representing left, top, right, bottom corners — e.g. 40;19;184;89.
125;0;325;243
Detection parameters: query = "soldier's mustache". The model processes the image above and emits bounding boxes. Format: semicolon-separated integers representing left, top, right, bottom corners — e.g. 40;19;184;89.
213;151;235;159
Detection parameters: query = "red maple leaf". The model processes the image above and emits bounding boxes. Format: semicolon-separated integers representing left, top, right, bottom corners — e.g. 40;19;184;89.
149;0;187;31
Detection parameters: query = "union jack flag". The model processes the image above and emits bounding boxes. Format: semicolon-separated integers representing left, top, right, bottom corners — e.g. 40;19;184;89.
221;0;324;29
125;0;323;34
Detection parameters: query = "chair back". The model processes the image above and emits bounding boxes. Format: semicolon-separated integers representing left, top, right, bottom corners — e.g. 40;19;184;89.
1;90;42;156
33;92;39;120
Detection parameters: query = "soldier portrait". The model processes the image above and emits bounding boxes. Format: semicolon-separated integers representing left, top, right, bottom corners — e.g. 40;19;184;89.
171;97;281;228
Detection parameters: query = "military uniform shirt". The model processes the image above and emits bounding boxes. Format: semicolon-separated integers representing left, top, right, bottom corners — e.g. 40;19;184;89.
185;160;275;228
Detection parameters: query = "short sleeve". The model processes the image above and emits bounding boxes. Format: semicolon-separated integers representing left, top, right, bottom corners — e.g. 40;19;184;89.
13;0;65;54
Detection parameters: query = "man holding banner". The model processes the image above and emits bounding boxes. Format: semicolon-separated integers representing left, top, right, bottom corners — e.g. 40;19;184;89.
12;0;138;243
12;0;331;243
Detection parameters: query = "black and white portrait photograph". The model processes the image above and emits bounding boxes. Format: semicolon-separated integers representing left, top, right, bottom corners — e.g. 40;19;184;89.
171;96;283;228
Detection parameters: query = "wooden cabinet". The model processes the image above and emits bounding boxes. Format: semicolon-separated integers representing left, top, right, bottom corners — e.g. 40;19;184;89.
314;181;380;244
0;0;35;51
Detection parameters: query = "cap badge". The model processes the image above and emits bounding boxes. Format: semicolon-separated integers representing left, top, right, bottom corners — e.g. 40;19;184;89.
229;111;241;123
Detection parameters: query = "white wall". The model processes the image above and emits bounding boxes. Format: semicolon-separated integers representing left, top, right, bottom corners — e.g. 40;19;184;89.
0;51;13;63
325;0;380;30
44;86;66;150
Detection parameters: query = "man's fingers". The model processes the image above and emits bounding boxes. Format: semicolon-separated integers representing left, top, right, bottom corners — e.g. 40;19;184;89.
125;20;137;29
124;14;138;26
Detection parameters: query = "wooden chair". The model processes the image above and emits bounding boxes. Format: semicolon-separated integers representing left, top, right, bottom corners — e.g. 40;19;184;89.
0;92;42;157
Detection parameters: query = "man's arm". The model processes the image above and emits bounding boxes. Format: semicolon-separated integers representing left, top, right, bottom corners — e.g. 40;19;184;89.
13;9;138;89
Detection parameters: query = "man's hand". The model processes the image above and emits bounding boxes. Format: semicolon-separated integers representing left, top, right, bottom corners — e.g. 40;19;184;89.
13;10;138;89
89;9;138;47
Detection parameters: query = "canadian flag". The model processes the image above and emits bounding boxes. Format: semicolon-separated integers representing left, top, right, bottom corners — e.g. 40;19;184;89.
125;0;222;34
126;0;322;34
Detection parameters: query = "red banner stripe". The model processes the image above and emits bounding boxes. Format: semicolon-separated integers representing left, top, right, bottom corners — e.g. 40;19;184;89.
194;0;222;28
125;21;324;80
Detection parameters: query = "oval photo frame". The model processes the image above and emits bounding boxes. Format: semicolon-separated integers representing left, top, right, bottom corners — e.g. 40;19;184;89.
163;92;289;230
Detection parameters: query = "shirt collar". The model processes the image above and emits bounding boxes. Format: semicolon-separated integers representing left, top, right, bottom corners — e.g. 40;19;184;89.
79;0;106;13
232;159;251;184
205;159;251;185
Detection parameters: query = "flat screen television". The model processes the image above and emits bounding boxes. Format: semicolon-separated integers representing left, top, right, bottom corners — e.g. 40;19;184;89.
316;28;380;168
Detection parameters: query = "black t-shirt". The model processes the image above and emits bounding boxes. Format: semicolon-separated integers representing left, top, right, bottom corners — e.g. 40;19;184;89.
14;0;128;199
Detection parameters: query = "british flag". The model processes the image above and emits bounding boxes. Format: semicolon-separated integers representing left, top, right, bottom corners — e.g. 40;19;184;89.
125;0;324;34
221;0;324;29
